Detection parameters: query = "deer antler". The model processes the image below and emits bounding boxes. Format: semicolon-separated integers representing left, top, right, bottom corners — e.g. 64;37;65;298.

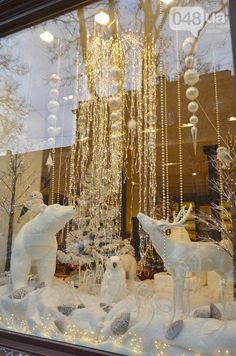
173;205;186;223
159;204;192;228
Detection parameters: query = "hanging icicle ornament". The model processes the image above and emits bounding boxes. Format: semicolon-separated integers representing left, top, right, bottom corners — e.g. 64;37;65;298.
46;152;54;173
183;38;200;155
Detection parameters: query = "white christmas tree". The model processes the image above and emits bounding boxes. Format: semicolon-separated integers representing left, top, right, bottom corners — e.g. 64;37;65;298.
57;167;134;267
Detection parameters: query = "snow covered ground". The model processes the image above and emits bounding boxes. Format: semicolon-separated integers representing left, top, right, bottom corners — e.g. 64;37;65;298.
0;272;235;356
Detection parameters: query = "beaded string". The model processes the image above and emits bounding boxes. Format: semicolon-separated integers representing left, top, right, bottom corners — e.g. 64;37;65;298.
176;28;183;209
214;68;223;205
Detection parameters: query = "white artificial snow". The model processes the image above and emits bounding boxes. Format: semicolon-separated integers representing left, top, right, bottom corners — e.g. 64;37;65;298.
0;272;234;355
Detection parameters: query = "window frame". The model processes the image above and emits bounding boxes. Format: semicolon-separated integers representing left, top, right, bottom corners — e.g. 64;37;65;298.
0;0;236;353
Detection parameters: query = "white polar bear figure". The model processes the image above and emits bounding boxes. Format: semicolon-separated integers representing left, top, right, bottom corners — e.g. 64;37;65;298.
119;254;137;280
101;256;127;303
10;204;75;291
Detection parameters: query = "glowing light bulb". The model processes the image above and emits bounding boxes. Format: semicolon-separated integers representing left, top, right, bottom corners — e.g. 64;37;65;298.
40;30;54;43
94;11;110;25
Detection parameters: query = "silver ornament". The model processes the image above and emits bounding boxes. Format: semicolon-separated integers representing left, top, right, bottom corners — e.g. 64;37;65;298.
193;309;211;318
10;287;29;299
49;73;61;87
47;100;59;114
189;115;198;125
54;319;67;333
109;96;122;111
110;111;122;121
111;312;130;335
182;37;196;55
188;101;199;113
184;69;199;86
50;88;59;99
165;320;183;340
47;114;58;125
210;303;222;320
186;87;199;101
185;55;197;68
58;304;77;316
127;119;137;129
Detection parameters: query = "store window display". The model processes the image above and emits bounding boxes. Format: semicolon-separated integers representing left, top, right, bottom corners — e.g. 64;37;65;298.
0;0;236;354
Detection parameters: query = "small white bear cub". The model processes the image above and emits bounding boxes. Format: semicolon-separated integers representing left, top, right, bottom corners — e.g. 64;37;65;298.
101;256;127;304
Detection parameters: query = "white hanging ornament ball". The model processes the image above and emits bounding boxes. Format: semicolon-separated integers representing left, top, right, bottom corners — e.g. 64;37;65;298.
110;111;121;121
49;88;59;99
127;119;137;130
189;115;199;126
47;114;58;125
49;74;61;87
182;37;196;55
185;55;196;69
111;67;122;81
109;96;122;111
188;101;199;113
186;87;199;100
47;100;59;114
184;69;199;86
47;126;56;137
111;123;118;130
47;137;55;144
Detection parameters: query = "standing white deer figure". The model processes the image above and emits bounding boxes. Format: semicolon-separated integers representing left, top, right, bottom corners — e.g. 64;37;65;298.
137;205;233;319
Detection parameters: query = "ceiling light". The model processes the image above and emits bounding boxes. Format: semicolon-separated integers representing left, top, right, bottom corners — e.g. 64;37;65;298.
40;30;54;43
227;116;236;122
94;11;110;25
63;96;68;101
68;95;74;100
162;0;174;4
192;172;197;176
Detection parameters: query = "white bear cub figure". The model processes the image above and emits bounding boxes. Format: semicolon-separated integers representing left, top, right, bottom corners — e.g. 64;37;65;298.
10;204;75;292
101;256;127;303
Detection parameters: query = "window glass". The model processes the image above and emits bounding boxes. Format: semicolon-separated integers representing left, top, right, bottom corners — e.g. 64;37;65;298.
0;1;235;354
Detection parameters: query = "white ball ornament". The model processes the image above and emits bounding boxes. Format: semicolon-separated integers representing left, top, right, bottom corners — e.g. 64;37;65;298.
186;87;199;100
49;88;59;99
184;69;199;86
49;74;61;87
189;115;199;125
47;137;55;144
47;126;57;137
47;114;58;125
127;119;137;130
182;37;196;55
110;111;121;121
111;67;122;81
47;100;59;114
185;55;197;68
109;96;122;111
188;101;199;113
111;123;118;130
